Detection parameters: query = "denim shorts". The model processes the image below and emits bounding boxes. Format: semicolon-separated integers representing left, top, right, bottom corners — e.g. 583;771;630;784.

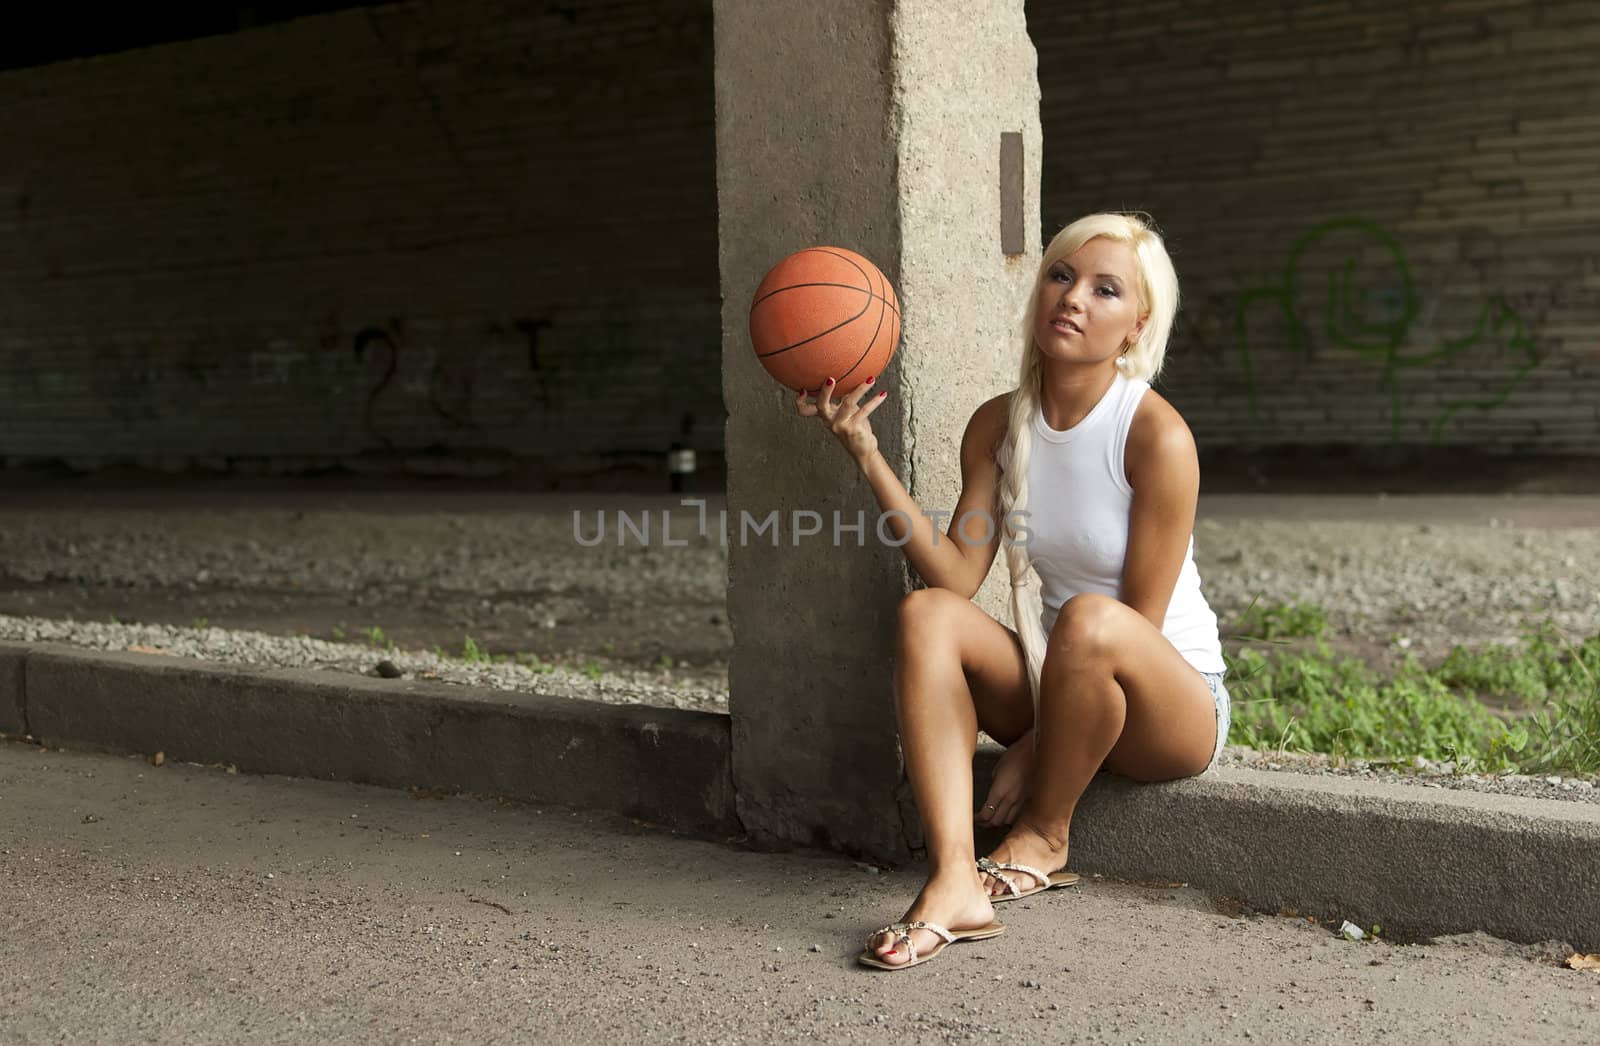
1201;670;1231;774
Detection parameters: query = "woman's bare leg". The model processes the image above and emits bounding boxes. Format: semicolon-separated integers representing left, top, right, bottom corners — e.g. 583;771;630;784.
979;592;1219;897
867;588;1035;965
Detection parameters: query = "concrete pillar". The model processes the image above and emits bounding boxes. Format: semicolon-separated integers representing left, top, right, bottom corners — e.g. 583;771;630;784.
714;0;1042;860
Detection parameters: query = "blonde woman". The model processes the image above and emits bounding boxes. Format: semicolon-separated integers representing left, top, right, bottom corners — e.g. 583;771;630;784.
796;213;1228;971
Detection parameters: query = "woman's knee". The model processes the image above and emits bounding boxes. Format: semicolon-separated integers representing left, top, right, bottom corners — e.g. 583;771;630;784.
1047;593;1122;660
896;586;969;639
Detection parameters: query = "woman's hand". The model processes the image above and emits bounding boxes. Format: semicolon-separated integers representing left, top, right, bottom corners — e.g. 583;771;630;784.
976;732;1033;827
795;376;888;465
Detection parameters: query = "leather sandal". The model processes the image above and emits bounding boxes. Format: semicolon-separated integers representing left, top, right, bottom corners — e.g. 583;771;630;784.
857;919;1005;971
977;856;1081;902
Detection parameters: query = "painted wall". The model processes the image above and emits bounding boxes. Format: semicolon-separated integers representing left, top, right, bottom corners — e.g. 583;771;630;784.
2;0;1596;475
0;0;719;476
1032;0;1600;452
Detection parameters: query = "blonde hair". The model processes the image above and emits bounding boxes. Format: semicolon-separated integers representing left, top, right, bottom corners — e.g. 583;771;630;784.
994;212;1180;717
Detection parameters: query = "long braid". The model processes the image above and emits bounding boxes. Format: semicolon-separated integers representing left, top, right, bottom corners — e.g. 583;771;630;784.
997;358;1047;729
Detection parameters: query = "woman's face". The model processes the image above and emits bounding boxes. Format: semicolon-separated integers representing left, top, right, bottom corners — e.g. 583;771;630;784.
1033;237;1146;367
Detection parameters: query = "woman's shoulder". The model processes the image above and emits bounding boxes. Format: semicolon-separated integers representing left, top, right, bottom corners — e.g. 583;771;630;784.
1128;385;1190;437
955;392;1018;477
965;391;1014;445
1125;386;1197;479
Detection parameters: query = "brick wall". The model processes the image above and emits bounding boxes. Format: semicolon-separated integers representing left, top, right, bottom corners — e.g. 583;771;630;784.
0;0;720;477
4;0;1596;476
1032;0;1600;454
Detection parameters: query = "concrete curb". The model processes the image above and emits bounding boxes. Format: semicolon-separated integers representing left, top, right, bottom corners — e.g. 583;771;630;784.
972;749;1600;953
0;645;24;737
2;641;1595;951
0;642;738;838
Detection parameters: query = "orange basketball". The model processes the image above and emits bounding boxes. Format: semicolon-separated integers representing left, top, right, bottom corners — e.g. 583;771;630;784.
748;246;901;394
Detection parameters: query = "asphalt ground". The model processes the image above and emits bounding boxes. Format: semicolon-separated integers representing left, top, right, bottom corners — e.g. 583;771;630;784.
3;740;1597;1045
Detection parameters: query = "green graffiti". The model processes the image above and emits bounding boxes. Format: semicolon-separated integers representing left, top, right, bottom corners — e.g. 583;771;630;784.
1231;217;1542;441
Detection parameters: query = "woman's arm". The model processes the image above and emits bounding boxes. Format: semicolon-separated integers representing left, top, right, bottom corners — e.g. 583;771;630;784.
856;393;1009;598
1120;392;1201;629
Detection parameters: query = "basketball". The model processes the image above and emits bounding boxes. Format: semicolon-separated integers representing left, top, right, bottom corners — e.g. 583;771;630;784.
748;246;901;394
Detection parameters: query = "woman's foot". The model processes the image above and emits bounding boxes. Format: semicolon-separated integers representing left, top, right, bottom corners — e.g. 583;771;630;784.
867;867;996;967
979;821;1070;898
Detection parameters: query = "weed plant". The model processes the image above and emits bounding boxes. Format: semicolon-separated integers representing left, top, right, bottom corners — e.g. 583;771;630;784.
1226;605;1600;776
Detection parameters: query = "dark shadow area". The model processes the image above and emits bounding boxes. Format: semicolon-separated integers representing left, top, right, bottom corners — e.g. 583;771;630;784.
1199;447;1600;496
0;3;384;70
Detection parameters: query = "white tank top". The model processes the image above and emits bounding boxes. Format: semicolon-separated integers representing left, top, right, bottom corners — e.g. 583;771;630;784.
1023;372;1225;674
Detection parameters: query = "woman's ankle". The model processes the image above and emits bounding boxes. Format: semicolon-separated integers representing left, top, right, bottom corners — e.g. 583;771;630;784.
1006;818;1071;859
925;855;979;878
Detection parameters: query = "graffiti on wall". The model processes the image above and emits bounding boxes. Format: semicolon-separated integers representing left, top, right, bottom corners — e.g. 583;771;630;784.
1214;217;1547;441
349;315;557;449
10;296;710;462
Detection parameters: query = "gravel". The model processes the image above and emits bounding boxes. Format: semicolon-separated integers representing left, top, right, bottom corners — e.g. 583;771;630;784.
0;494;1596;802
0;505;725;600
1192;514;1600;669
0;613;729;714
2;502;1594;669
1217;747;1600;805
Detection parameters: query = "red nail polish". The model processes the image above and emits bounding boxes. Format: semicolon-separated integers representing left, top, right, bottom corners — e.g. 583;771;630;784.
866;375;876;384
825;377;834;385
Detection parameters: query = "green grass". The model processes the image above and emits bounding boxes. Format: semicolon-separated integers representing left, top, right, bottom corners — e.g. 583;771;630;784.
402;639;558;675
1225;643;1521;768
515;652;556;675
444;636;576;676
1232;598;1327;642
1435;622;1599;707
1225;605;1600;776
